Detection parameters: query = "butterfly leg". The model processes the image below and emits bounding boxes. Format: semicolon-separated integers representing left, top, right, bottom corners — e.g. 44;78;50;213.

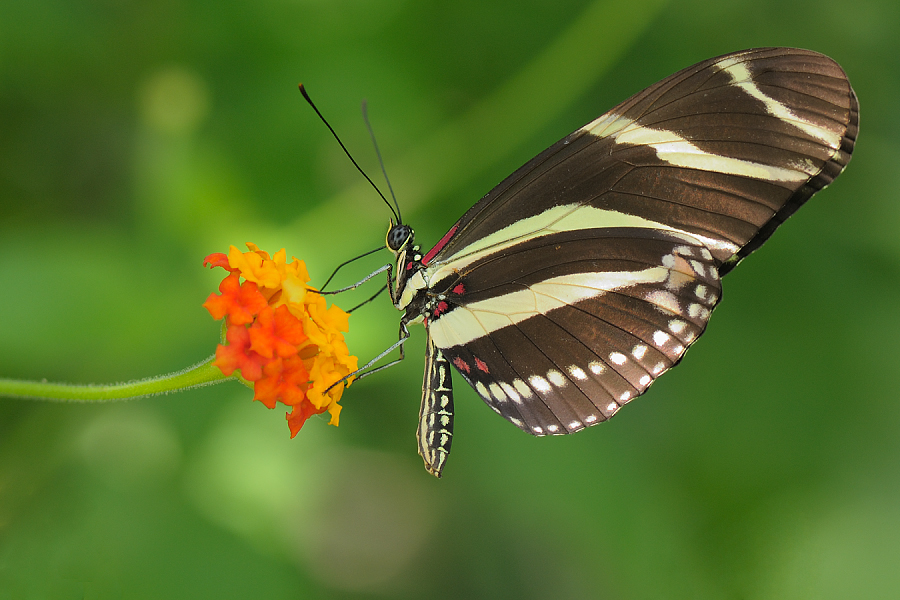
417;332;454;477
322;316;413;397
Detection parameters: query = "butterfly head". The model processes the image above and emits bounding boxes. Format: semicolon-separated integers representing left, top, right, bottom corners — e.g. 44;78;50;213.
386;221;414;254
386;221;428;311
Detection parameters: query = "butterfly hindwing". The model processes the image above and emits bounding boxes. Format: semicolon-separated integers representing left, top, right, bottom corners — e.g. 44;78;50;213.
427;229;721;434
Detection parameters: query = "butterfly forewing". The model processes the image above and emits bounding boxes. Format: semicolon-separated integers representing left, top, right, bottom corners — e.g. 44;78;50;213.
431;48;857;274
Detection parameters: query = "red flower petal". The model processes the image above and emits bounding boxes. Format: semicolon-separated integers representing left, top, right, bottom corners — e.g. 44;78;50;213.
213;324;267;381
254;355;310;409
253;359;283;409
203;274;268;325
286;400;326;438
203;253;235;271
248;305;308;359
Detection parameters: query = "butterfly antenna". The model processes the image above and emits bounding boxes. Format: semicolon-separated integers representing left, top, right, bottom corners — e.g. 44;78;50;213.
362;100;402;224
318;244;385;291
299;84;400;223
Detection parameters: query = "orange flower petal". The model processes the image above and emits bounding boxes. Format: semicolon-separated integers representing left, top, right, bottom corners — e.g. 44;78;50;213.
248;305;308;359
253;358;283;409
203;274;269;325
213;324;267;381
254;355;310;408
286;401;327;438
203;253;234;271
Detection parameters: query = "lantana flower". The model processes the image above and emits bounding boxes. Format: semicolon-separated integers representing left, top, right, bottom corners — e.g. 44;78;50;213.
203;243;358;436
0;243;357;442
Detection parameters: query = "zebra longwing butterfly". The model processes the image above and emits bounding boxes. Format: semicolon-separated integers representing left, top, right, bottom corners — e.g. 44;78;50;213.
380;48;858;477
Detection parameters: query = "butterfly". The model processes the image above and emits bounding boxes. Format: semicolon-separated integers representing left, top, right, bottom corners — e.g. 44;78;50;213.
375;48;858;476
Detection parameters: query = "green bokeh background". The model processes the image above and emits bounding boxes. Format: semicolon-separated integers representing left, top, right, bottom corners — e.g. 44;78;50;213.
1;0;898;597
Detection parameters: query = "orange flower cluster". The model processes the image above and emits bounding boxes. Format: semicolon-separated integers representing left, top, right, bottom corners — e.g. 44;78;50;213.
203;244;357;436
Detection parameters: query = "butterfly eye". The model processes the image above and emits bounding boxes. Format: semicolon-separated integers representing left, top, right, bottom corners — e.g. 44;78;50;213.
386;224;414;252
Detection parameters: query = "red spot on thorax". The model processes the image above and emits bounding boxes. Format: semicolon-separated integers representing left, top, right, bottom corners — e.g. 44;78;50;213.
474;357;489;373
452;356;470;373
452;283;465;295
406;263;413;270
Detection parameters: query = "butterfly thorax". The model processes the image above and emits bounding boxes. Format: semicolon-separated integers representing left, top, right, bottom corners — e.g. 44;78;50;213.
387;223;431;318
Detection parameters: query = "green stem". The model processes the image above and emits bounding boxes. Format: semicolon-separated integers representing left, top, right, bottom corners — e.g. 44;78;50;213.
0;355;240;403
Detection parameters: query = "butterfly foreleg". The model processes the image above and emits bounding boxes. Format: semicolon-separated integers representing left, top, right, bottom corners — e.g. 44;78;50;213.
323;311;412;394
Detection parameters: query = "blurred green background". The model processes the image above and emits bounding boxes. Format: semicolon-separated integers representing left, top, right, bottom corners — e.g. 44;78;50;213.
1;0;898;597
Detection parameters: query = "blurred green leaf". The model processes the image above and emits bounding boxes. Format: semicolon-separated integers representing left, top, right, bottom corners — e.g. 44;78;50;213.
2;0;899;597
